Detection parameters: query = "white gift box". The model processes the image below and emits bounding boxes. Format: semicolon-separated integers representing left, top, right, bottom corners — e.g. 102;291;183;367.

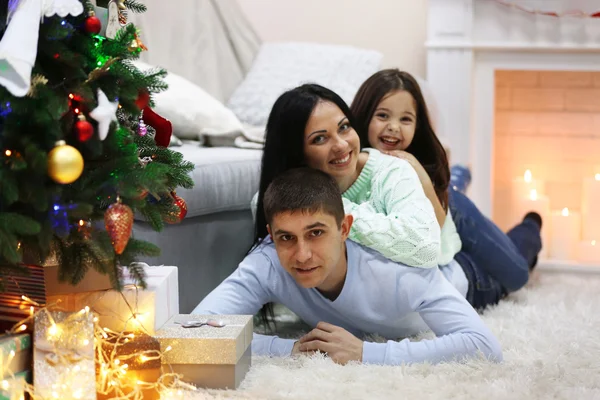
47;265;179;335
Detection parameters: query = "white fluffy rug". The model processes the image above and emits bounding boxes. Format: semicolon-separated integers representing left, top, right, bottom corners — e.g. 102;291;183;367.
188;271;600;400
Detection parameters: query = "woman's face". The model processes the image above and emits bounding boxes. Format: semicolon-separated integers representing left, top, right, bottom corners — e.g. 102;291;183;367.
303;101;361;185
368;90;417;152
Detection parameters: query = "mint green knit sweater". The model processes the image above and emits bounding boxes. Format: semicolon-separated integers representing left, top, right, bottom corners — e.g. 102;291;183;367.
342;149;445;268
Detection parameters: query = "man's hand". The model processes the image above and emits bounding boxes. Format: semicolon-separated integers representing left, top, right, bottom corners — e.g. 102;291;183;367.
298;322;363;365
291;340;302;355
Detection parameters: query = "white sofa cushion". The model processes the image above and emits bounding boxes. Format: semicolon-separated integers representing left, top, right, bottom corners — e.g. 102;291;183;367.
133;60;245;141
226;42;383;127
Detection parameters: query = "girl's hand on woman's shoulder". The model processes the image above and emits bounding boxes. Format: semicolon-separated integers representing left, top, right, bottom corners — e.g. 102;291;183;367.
382;150;433;188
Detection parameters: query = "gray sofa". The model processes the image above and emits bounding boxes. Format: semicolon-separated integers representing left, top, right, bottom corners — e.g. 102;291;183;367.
134;145;261;313
129;0;263;313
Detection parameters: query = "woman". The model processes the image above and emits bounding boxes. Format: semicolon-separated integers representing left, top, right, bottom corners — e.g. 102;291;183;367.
350;69;542;308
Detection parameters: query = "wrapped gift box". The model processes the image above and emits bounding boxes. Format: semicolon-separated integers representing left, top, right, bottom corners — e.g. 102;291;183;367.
0;257;112;330
0;333;31;378
154;314;252;389
0;371;28;400
47;266;178;335
0;333;31;400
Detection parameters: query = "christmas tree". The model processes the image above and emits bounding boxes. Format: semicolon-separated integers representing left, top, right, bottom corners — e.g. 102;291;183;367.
0;0;194;290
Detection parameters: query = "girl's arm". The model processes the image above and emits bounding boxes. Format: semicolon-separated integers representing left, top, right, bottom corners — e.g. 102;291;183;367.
383;150;446;227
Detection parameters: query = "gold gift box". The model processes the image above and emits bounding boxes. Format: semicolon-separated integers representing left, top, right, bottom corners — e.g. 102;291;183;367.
154;315;252;390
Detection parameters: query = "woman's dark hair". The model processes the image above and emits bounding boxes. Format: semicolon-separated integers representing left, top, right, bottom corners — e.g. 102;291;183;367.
252;84;355;332
254;83;356;245
350;69;450;210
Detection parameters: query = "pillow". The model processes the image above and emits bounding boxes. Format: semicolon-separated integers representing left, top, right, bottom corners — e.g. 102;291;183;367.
226;42;383;127
132;60;245;141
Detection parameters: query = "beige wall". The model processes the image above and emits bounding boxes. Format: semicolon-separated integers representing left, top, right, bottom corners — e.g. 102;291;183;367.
237;0;428;77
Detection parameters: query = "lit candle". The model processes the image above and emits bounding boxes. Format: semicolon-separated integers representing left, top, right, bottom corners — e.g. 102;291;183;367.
581;173;600;241
577;240;600;264
512;170;545;201
511;170;545;224
514;189;550;259
549;207;581;260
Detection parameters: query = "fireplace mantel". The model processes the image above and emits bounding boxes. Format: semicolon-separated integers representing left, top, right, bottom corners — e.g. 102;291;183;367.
426;0;600;216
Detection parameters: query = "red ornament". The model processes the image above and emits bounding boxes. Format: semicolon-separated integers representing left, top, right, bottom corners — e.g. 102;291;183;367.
142;106;172;147
164;192;187;224
174;193;187;220
75;116;94;142
135;90;150;110
104;201;133;255
84;15;102;34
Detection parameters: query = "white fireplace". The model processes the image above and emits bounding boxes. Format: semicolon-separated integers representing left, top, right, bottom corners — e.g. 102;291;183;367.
426;0;600;267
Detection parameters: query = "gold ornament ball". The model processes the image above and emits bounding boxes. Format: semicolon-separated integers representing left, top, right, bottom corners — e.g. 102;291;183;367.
128;40;139;52
48;141;84;184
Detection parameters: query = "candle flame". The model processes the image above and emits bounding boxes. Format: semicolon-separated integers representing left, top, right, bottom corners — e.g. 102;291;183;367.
595;173;600;181
561;207;569;217
529;189;537;201
524;170;532;183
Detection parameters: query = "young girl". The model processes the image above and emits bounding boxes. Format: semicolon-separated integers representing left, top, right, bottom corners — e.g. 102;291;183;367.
351;69;542;307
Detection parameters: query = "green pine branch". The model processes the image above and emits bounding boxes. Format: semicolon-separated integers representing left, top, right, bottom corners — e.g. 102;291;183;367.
124;0;147;13
0;2;194;291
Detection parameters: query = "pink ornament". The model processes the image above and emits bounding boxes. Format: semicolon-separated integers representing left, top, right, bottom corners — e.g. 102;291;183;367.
138;118;147;136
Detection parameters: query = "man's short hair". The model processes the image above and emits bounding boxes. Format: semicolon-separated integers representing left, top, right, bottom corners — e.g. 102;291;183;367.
263;168;345;228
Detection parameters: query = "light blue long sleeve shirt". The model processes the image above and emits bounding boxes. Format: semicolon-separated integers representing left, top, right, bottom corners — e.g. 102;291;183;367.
193;239;502;365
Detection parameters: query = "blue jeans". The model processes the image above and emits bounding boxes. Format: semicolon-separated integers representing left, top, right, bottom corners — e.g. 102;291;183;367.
448;187;542;310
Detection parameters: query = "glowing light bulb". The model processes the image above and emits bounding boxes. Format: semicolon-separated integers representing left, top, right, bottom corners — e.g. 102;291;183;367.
18;324;26;331
165;345;172;352
140;355;149;363
114;359;120;365
4;150;11;156
1;380;9;390
592;240;596;246
529;189;537;201
68;93;74;99
561;207;569;217
524;170;532;183
595;173;600;181
48;324;59;337
82;339;89;346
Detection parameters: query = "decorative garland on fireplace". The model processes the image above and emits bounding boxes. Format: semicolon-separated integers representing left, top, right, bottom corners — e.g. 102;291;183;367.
493;0;600;18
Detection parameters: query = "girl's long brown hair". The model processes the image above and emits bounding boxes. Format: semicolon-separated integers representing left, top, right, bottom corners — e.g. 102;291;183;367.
351;69;450;210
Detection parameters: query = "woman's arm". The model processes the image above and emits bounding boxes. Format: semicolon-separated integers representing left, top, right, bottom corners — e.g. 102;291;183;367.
343;157;441;268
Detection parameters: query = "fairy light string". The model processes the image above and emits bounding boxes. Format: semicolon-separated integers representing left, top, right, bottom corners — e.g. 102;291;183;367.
5;294;196;399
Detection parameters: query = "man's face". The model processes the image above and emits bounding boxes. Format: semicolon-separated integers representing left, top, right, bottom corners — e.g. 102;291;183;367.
268;209;352;293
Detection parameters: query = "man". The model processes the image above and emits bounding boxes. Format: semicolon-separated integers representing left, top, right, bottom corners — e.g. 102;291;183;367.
193;168;502;365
